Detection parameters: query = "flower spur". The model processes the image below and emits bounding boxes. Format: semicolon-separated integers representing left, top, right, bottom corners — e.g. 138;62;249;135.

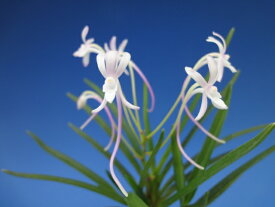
77;91;116;151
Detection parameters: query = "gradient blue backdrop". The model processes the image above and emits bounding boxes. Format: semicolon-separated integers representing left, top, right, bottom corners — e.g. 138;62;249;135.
0;0;274;206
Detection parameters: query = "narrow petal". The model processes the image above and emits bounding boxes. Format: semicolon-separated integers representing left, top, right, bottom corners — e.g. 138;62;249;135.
185;67;208;88
185;107;226;144
176;123;204;170
213;32;227;51
118;84;139;110
206;36;224;53
83;54;90;67
104;43;110;52
116;52;131;77
81;26;89;42
195;94;208;121
96;53;107;77
223;59;237;73
207;56;218;85
118;39;128;52
211;97;228;110
92;98;107;113
110;36;117;51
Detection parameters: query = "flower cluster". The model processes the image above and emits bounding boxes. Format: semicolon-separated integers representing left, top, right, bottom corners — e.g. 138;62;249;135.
176;32;237;169
73;27;237;196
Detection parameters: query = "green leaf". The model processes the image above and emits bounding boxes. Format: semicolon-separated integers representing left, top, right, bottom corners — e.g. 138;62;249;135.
171;134;185;206
27;131;113;189
69;123;140;193
139;131;165;187
164;123;275;205
126;193;149;207
222;124;267;143
2;170;125;204
225;27;235;47
189;145;275;207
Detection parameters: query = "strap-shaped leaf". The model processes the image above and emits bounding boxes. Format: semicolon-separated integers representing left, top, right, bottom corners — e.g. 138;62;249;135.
171;134;185;206
222;124;267;143
225;27;235;46
139;131;165;187
27;131;113;189
69;123;139;193
164;123;274;205
67;93;142;173
126;193;149;207
189;145;275;207
2;170;125;204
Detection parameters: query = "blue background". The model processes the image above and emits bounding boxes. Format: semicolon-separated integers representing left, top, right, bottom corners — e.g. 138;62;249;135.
0;0;274;206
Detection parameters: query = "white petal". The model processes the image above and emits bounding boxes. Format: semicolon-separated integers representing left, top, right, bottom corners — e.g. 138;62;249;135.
223;59;237;73
105;91;116;103
81;26;89;42
105;51;118;75
213;32;227;51
116;52;131;77
96;53;107;77
207;56;218;85
118;85;139;110
110;36;117;51
83;54;90;67
206;36;224;53
118;39;128;52
104;43;110;52
92;98;107;113
195;94;208;121
185;67;207;88
211;97;228;110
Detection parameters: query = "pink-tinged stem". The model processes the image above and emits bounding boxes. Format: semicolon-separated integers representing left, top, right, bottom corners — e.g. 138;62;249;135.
109;96;128;197
184;107;225;144
131;61;155;112
176;122;204;170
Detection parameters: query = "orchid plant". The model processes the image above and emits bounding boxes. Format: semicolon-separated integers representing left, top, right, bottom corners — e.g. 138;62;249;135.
2;27;274;207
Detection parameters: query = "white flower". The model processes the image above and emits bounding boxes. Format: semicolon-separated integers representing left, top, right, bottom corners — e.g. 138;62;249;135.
73;26;102;67
185;56;227;121
206;32;237;81
93;50;139;113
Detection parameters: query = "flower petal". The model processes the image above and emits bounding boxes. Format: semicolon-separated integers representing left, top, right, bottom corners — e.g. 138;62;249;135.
110;36;117;51
195;94;208;121
105;51;119;75
81;26;89;42
206;36;224;53
213;32;227;51
207;56;218;85
83;54;90;67
223;59;237;73
116;52;131;77
211;97;228;110
96;53;107;77
118;39;128;52
92;98;107;113
185;67;207;88
105;91;116;103
104;43;110;52
118;84;139;110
